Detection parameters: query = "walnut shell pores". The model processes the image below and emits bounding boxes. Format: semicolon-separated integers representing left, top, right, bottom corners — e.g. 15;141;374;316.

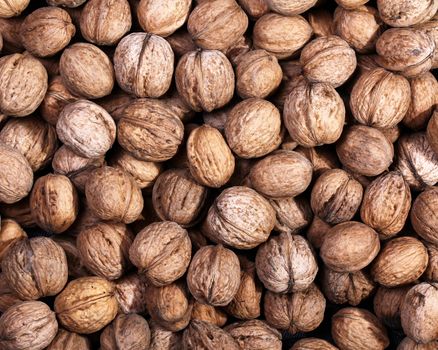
0;301;58;350
187;245;241;306
176;50;235;112
377;0;438;27
411;187;438;245
183;320;240;350
54;276;118;334
203;186;276;249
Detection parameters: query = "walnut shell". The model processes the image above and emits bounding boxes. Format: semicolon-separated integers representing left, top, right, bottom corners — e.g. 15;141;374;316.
0;218;26;263
225;319;282;350
192;301;227;327
266;0;317;16
96;90;135;122
424;241;438;282
166;29;197;57
150;321;182;350
377;0;438;27
54;276;118;334
114;273;148;314
47;0;86;7
416;14;438;69
374;285;411;329
0;0;29;18
321;221;380;273
335;0;369;9
187;244;241;306
306;216;332;249
308;8;335;37
114;32;174;98
0;272;24;312
47;329;90;350
291;338;338;350
264;284;326;334
270;195;313;235
411;187;438;245
0;197;35;228
428;109;438;155
397;337;438;350
0;301;58;350
52;235;89;278
237;0;269;18
0;53;48;117
295;146;340;178
183;320;240;350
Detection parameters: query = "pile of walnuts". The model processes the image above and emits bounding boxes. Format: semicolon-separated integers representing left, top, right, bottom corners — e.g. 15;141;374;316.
0;0;438;349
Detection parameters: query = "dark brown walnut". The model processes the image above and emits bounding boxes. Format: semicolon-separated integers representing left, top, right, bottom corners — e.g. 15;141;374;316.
253;13;312;59
424;241;438;281
2;237;67;300
188;0;248;50
308;8;335;37
0;0;29;17
249;150;313;198
332;308;389;350
183;320;240;350
0;218;26;263
336;125;394;177
376;28;435;78
114;32;174;98
187;244;240;306
30;174;78;233
311;169;363;225
20;7;75;57
237;0;268;19
0;53;48;117
301;35;356;88
96;90;135;122
401;282;438;344
47;329;91;350
60;43;114;99
360;171;411;239
54;276;118;334
225;319;282;350
371;237;428;287
114;273;148;314
266;0;316;15
176;50;235;112
306;216;332;249
47;0;87;7
428;109;438;155
270;195;313;234
321;221;380;273
192;302;227;327
101;314;150;350
264;284;326;334
203;186;275;249
411;187;438;245
377;0;437;27
149;321;181;350
322;267;375;306
225;98;282;158
153;169;208;227
187;125;235;188
0;272;24;312
295;146;340;178
374;285;411;329
350;68;411;128
395;133;438;191
80;0;131;46
77;223;134;280
256;233;318;293
130;221;191;286
0;197;35;228
398;338;438;350
291;338;339;350
52;235;89;278
0;301;58;350
85;166;143;223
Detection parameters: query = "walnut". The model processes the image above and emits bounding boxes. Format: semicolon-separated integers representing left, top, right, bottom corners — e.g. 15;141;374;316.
225;319;282;350
47;0;86;7
398;337;438;350
0;272;24;312
291;338;338;350
85;166;143;224
60;43;114;99
295;146;340;178
0;0;29;18
114;32;174;98
52;235;89;278
0;197;35;228
0;16;23;53
96;91;135;122
0;218;25;263
192;302;227;327
320;221;380;273
176;50;235;112
270;195;313;234
266;0;317;15
0;53;48;117
166;29;197;57
101;314;150;350
378;126;401;144
428;109;438;155
406;80;438;134
203;186;275;249
54;276;118;334
47;329;91;350
237;0;269;19
311;169;363;225
80;0;131;46
424;241;438;282
150;321;181;350
264;284;326;334
203;106;230;133
0;301;58;350
332;308;389;350
335;0;369;9
360;171;411;239
377;0;437;27
306;216;332;249
308;8;335;37
416;14;438;69
114;273;148;314
374;285;412;329
183;320;240;350
336;125;394;177
187;244;241;306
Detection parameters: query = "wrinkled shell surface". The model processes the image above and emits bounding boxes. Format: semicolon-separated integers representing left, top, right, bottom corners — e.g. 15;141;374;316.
0;0;29;17
0;218;26;263
266;0;317;16
377;0;438;27
270;195;313;234
374;285;411;329
291;338;338;350
191;301;227;327
411;187;438;245
114;274;148;314
427;109;438;155
183;320;240;350
225;319;282;350
47;329;91;350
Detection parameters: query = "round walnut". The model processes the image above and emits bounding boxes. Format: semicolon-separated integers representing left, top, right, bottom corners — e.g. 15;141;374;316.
0;301;58;350
253;13;312;59
411;187;438;245
60;43;114;99
266;0;316;16
270;195;313;234
85;166;143;224
114;274;148;315
149;321;182;350
256;233;318;293
2;237;68;300
374;285;411;329
301;35;356;88
350;68;411;128
0;53;48;117
332;308;389;350
183;320;240;350
80;0;131;46
192;302;227;327
203;186;275;249
311;169;363;225
47;0;86;7
377;0;437;27
20;7;75;57
225;320;282;350
264;284;326;334
152;169;208;227
0;218;26;263
284;78;345;147
336;125;394;177
0;0;29;18
54;276;118;334
249;150;313;198
225;98;282;158
397;337;438;350
47;329;91;350
401;282;438;344
30;174;78;233
176;50;235;112
321;221;380;273
292;338;338;350
114;32;174;98
101;314;150;350
187;244;240;306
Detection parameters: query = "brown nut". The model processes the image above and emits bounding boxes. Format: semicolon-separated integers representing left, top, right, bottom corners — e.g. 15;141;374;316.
54;276;118;334
149;320;182;350
0;218;26;263
306;216;332;249
0;0;29;18
96;90;135;122
2;237;68;300
428;109;438;155
270;195;313;235
114;274;148;314
225;319;282;350
416;14;438;69
237;0;269;19
183;320;240;350
424;241;438;282
47;0;86;7
374;285;412;329
308;8;335;37
292;338;339;350
0;197;35;228
295;146;340;178
377;0;437;27
167;29;197;57
397;337;438;350
0;272;24;312
266;0;317;16
411;187;438;245
335;0;370;9
192;301;227;327
47;329;91;350
52;235;89;278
